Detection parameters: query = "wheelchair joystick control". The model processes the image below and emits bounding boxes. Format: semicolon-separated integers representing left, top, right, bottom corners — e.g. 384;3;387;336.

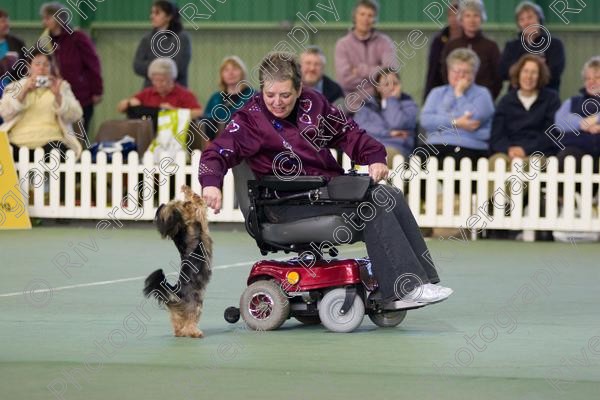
348;160;358;176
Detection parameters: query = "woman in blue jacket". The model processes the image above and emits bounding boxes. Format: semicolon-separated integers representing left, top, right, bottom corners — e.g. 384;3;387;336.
354;68;418;167
421;48;495;165
554;56;600;171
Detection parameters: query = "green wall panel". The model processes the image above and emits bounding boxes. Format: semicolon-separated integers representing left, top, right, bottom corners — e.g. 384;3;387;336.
1;0;598;24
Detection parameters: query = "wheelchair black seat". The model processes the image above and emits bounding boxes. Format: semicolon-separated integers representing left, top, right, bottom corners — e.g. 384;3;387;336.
233;162;373;254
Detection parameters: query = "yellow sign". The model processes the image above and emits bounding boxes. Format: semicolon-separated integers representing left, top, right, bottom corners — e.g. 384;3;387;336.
0;131;31;229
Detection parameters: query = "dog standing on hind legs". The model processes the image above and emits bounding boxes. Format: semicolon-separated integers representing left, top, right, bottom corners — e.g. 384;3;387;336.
143;185;213;338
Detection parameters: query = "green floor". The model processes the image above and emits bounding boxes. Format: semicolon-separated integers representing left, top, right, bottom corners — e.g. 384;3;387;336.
1;224;599;399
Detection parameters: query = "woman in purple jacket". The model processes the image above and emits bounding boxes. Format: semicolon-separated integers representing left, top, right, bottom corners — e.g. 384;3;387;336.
40;2;103;134
200;52;452;308
354;68;418;167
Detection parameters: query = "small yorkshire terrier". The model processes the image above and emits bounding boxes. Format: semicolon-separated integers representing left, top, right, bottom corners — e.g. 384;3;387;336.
144;185;213;338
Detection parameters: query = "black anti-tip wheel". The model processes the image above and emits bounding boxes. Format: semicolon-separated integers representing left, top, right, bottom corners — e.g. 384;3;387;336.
224;306;240;323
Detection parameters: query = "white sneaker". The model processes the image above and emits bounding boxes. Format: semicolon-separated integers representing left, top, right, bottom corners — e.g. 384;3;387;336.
404;283;453;303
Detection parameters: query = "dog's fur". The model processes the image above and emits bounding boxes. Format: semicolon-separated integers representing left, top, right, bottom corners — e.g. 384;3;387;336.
143;185;213;338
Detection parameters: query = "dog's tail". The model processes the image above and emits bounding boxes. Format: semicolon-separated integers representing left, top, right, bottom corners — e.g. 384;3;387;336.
143;269;180;304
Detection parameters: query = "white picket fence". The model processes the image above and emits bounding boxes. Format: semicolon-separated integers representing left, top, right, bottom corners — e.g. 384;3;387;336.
11;148;243;223
387;155;600;236
10;148;600;236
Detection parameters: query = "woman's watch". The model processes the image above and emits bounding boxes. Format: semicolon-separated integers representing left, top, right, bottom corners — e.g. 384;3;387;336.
451;118;457;128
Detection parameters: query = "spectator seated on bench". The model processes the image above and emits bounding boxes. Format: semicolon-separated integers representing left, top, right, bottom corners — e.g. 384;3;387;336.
354;68;418;168
421;48;494;166
553;55;600;172
490;54;561;165
203;55;254;129
117;57;202;131
0;49;82;161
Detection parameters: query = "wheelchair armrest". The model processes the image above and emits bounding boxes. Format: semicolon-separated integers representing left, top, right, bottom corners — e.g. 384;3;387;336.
326;174;373;201
254;176;327;191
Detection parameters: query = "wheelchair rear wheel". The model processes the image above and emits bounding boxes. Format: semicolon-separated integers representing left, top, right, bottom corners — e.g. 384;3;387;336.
368;310;407;327
240;280;290;331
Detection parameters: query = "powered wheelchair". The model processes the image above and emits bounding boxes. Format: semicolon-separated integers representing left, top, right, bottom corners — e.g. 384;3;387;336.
223;163;427;333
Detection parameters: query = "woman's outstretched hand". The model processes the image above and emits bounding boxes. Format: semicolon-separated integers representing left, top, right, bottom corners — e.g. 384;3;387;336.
202;186;222;214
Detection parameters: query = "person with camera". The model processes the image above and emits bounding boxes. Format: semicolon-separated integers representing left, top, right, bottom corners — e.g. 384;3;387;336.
0;49;82;161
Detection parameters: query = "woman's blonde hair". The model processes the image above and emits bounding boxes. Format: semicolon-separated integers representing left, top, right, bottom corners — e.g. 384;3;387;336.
582;55;600;80
218;55;249;92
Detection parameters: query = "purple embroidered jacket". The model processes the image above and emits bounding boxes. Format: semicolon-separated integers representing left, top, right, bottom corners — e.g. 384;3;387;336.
199;87;386;189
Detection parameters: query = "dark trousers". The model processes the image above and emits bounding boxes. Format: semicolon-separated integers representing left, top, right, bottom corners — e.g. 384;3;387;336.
557;146;600;173
265;185;440;302
12;141;69;162
82;104;95;135
556;147;600;206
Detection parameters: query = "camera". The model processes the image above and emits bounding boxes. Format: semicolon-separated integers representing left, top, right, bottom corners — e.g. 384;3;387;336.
35;76;50;88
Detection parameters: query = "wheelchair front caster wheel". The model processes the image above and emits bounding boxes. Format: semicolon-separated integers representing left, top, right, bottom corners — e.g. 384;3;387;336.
318;288;365;333
224;306;240;323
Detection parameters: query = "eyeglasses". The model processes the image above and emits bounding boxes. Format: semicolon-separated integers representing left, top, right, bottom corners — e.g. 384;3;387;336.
449;68;474;75
584;75;600;83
